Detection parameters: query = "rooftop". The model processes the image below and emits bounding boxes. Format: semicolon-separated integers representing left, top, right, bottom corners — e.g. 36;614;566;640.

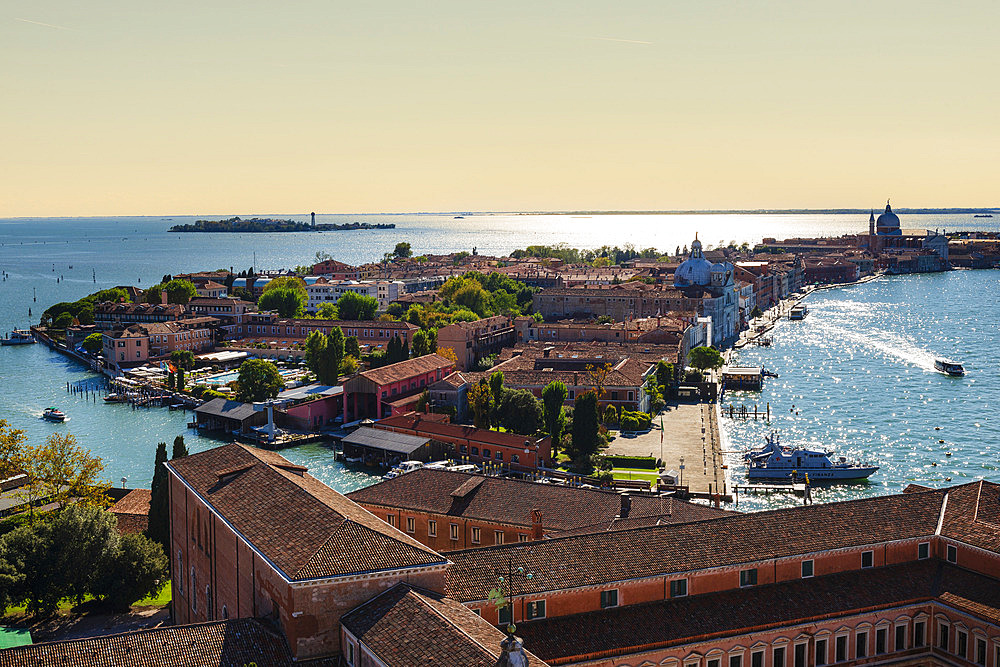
342;583;549;666
356;354;453;386
342;427;431;455
166;443;446;581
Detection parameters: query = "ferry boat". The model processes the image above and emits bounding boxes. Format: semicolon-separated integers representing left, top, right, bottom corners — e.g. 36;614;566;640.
934;358;965;376
788;305;808;320
1;329;35;345
744;433;877;482
42;407;66;422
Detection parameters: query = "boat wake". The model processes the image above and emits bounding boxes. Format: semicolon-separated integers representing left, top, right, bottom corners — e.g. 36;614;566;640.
819;323;937;372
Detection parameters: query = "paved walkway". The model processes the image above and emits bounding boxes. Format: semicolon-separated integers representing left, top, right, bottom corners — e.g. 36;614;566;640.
606;402;725;496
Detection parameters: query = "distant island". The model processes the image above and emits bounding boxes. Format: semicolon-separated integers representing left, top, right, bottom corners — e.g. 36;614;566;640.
169;217;395;232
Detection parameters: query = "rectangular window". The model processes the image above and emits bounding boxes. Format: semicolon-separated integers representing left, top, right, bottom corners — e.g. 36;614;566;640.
862;551;874;568
518;533;528;542
471;447;479;456
751;650;763;667
958;630;968;658
670;579;688;598
526;600;545;620
450;523;458;541
348;643;354;665
947;544;957;563
835;635;847;662
801;560;814;578
498;605;512;626
496;451;503;460
976;638;986;666
471;527;481;544
483;449;491;459
406;517;415;533
729;655;742;667
708;660;720;667
914;621;924;647
918;542;929;559
460;445;467;454
876;628;887;654
939;624;949;650
387;514;396;527
794;643;806;667
495;530;504;545
895;625;906;651
739;569;757;587
773;647;785;667
856;633;867;658
428;520;437;537
815;639;827;666
600;589;619;608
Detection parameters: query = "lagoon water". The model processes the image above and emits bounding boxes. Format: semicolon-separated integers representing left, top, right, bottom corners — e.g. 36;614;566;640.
1;213;998;498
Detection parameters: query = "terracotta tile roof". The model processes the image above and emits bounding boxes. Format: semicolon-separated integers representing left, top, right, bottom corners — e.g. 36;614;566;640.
374;413;547;450
939;480;1000;553
356;354;454;386
445;487;948;602
0;618;337;667
166;444;446;581
347;468;729;534
515;561;1000;664
342;583;550;666
109;489;151;534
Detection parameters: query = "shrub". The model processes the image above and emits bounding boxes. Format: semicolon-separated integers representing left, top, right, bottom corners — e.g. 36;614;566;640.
603;455;659;470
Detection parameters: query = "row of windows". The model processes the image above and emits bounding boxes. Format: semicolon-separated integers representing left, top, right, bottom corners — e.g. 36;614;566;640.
939;620;996;666
388;515;529;544
457;444;519;463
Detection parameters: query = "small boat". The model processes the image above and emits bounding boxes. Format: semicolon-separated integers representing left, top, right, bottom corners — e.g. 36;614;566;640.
42;407;66;422
103;393;128;403
453;215;465;219
973;214;993;218
383;460;424;479
1;330;35;345
745;432;877;482
934;358;965;376
789;305;808;320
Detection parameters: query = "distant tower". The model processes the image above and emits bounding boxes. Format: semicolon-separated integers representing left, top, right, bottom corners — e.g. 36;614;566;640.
868;209;875;236
311;212;316;227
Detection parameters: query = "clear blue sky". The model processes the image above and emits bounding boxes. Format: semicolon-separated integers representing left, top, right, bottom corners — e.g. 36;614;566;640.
2;1;998;215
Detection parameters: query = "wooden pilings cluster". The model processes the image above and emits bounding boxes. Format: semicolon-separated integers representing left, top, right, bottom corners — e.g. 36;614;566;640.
66;378;108;403
725;403;770;421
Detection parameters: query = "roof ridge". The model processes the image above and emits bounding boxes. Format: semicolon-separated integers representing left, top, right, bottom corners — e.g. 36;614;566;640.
409;586;502;660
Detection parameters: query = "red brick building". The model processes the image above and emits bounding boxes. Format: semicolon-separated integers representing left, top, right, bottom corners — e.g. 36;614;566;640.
347;467;729;552
341;354;454;422
374;412;553;471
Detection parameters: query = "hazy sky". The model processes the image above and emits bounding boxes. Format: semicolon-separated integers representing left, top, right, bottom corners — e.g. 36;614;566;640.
3;1;998;215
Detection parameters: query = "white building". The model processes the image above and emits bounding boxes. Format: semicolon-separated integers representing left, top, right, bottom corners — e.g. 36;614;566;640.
306;278;403;313
673;235;739;346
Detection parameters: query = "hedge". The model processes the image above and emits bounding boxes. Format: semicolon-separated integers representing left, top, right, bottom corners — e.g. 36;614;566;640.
603;455;659;470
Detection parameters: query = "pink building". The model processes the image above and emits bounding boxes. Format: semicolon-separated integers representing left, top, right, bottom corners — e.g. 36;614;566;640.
341;354;454;422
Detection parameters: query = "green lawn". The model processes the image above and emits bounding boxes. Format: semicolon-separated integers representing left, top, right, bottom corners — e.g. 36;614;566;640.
2;582;171;618
611;469;660;483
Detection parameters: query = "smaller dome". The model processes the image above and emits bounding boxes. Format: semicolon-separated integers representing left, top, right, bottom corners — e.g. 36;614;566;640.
876;202;899;230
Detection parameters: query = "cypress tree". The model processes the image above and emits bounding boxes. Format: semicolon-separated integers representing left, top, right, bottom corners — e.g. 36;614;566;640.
146;442;169;552
172;435;188;460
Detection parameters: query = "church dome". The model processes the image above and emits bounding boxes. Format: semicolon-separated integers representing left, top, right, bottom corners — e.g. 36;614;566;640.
674;236;713;286
876;202;900;231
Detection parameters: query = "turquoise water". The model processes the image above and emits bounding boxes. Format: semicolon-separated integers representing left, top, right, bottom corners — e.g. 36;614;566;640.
204;368;298;386
722;270;1000;511
1;213;997;497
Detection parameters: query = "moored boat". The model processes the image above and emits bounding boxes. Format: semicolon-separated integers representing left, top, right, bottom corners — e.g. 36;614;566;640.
104;393;128;403
1;329;35;345
789;305;808;320
934;358;965;376
745;433;877;482
42;407;66;422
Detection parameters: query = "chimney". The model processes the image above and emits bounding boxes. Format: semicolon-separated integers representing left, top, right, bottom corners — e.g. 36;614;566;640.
618;493;631;519
530;509;543;540
160;290;168;306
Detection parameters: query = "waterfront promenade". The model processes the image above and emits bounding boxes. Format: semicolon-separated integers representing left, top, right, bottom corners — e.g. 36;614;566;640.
606;402;726;497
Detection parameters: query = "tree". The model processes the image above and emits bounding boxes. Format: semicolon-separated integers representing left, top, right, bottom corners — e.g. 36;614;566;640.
603;404;618;426
412;329;437;357
166;372;175;391
336;291;378;320
0;420;27;481
146;443;169;553
172;435;189;460
340;355;360;375
304;330;329;379
258;287;306;318
437;346;458;365
345;336;361;358
53;312;74;329
94;533;168;612
235;359;284;402
263;276;307;298
82;333;104;354
48;505;120;604
488;371;505;429
497;389;544;435
176;367;185;392
688;346;725;372
655;360;674;389
585;363;613;402
468;382;492;429
316;302;339;320
393;242;412;259
569;391;600;465
170;350;196;370
145;279;197;305
751;306;763;319
323;327;346;384
541;381;568;454
20;433;109;511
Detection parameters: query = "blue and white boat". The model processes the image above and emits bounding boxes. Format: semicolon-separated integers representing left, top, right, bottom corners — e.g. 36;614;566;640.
744;433;877;482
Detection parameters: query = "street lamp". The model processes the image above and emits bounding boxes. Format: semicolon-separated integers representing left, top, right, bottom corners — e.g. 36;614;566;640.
488;550;535;665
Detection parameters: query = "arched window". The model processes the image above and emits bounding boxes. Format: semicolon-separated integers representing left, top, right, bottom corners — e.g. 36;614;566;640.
206;585;213;621
191;568;197;612
511;454;520;464
222;605;229;620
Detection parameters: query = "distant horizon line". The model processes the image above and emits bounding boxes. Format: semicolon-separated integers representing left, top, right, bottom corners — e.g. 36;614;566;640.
2;207;998;220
